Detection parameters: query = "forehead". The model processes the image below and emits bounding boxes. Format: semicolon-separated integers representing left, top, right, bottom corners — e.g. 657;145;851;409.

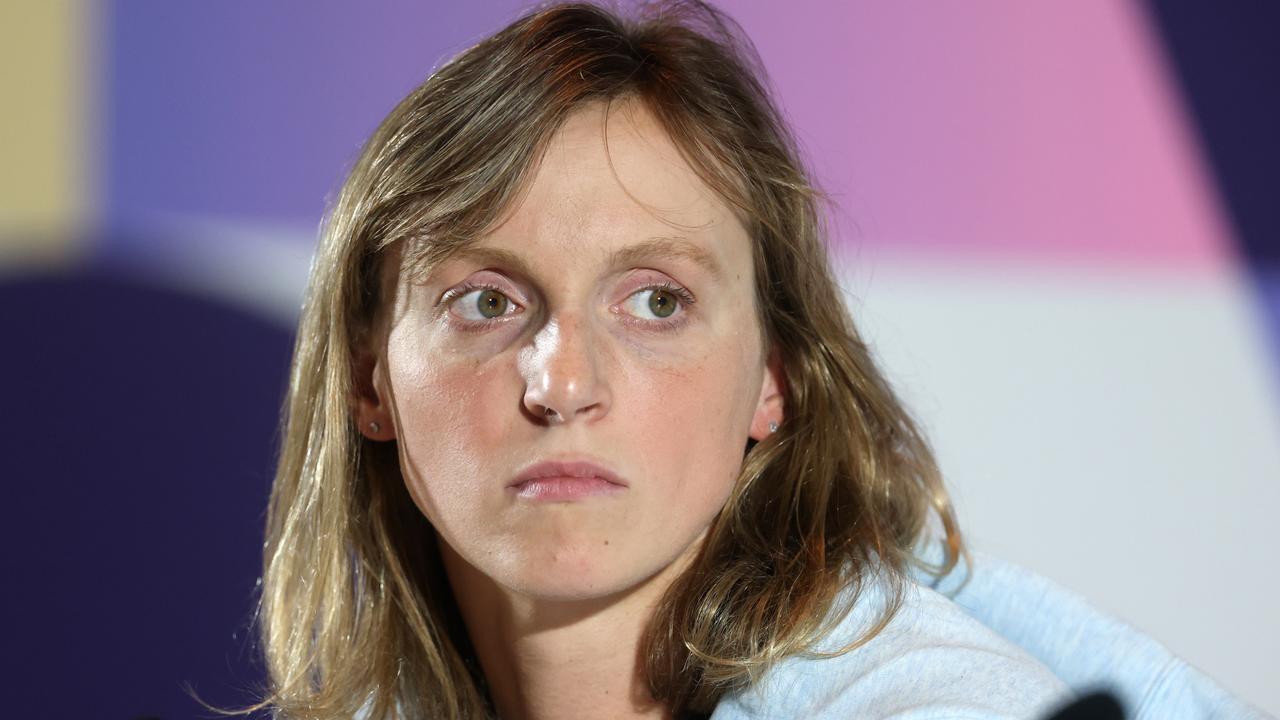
475;98;751;275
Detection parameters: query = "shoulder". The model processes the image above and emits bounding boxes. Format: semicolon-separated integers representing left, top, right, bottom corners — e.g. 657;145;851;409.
711;570;1071;720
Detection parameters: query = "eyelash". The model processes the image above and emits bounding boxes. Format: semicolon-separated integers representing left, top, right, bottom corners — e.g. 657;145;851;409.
441;280;696;333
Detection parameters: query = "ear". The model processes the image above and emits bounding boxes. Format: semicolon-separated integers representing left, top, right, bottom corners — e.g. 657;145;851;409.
748;345;786;441
352;344;397;442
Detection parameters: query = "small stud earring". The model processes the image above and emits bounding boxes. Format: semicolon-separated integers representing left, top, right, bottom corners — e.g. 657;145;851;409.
368;420;381;433
768;421;778;433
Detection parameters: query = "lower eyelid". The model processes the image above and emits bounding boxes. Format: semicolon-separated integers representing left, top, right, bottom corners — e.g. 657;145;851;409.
611;309;692;334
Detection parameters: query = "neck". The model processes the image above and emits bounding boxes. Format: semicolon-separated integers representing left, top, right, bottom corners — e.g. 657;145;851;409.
440;542;694;720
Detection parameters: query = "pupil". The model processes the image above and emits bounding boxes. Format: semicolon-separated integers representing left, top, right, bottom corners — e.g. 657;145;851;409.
649;290;675;318
478;290;507;318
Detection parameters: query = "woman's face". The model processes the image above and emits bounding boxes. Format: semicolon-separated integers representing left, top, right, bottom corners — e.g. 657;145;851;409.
361;99;783;601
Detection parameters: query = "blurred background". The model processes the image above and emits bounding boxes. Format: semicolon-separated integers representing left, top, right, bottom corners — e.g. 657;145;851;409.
2;1;1276;717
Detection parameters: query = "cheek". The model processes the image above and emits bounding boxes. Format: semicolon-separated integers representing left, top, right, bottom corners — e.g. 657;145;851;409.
385;332;518;526
622;334;761;504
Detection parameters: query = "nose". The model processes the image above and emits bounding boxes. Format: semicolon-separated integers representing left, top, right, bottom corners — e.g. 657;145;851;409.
520;313;611;426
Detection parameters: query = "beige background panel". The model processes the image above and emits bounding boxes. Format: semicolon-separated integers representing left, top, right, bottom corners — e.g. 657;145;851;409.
0;0;90;263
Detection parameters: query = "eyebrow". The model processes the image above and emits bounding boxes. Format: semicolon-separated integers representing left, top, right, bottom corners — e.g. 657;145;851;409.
445;235;726;281
609;236;725;280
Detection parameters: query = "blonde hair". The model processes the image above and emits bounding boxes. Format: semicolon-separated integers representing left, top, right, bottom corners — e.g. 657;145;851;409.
252;1;962;718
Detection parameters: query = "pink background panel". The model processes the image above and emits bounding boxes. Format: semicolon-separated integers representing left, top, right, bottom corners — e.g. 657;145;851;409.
723;0;1235;273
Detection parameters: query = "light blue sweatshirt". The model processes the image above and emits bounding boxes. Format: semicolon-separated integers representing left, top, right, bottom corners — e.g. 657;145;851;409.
711;552;1272;719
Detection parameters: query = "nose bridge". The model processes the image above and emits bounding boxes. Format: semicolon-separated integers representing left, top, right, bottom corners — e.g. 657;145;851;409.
521;307;610;424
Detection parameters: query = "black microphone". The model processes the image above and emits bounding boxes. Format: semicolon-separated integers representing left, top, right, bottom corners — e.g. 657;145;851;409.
1043;690;1126;720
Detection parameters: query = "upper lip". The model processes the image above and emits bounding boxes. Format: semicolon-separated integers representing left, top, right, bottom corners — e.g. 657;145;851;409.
510;458;629;488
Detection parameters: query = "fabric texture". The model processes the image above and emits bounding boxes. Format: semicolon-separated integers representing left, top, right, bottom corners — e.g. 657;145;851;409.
710;566;1071;720
710;550;1273;719
928;551;1273;720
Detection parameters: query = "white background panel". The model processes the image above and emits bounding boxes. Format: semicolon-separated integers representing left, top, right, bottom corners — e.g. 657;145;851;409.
844;253;1280;714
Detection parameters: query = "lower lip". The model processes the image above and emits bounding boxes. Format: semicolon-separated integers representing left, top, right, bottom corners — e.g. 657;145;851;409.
512;476;627;501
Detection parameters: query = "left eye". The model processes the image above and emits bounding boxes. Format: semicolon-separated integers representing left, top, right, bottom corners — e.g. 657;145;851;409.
621;287;683;320
452;287;520;321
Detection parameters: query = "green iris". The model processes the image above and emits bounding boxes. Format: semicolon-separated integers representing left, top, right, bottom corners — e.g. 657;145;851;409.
648;289;677;318
477;289;508;318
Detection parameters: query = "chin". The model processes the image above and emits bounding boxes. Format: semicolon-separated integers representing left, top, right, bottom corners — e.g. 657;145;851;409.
499;548;640;599
494;543;652;602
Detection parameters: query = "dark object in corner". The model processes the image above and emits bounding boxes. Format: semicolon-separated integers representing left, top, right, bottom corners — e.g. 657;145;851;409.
1044;691;1126;720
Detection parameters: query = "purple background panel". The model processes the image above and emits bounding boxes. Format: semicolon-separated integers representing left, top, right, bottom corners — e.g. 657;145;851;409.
103;0;527;230
0;263;291;718
1257;268;1280;395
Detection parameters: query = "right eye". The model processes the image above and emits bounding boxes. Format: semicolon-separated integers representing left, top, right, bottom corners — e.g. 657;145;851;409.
449;284;523;323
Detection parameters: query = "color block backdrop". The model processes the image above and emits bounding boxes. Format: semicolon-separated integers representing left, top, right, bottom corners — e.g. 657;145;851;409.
2;1;1276;717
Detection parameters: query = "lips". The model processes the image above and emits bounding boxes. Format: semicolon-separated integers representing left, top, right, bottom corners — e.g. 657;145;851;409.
510;459;629;489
